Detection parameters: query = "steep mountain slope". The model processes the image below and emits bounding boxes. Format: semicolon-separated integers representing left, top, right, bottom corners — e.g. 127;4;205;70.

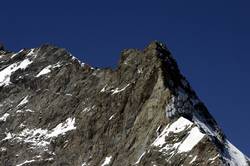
0;42;249;166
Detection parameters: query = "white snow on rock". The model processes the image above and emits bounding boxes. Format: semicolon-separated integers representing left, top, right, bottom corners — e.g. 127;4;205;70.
177;127;205;153
224;140;249;166
36;62;62;77
71;54;85;67
193;115;217;137
109;114;115;120
81;162;87;166
27;48;36;57
101;156;112;166
10;53;18;59
0;147;7;151
0;113;10;121
100;85;108;92
162;92;248;166
111;84;130;95
165;89;221;142
152;117;205;155
0;58;33;86
208;154;219;162
16;159;36;166
82;107;92;113
1;117;76;149
189;155;197;164
48;117;76;137
16;128;50;147
152;117;193;147
51;62;62;69
16;109;34;113
11;49;24;59
100;84;130;94
135;152;146;164
17;96;29;107
137;68;143;74
2;132;14;141
36;65;52;77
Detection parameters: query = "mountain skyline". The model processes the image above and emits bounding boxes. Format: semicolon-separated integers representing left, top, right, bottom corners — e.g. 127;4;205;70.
1;0;250;157
0;42;249;165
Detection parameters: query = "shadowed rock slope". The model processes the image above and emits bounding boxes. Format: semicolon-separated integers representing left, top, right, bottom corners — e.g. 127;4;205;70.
0;42;249;166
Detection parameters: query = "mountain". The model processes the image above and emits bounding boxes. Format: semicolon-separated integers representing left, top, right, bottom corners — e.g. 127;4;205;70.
0;42;249;166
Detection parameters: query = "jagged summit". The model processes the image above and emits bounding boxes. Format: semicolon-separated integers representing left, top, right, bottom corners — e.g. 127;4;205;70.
0;42;249;166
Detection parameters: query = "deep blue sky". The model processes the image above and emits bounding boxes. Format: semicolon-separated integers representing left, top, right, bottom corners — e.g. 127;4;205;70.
1;0;250;156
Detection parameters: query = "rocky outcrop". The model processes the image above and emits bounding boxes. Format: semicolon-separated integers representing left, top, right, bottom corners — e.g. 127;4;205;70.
0;42;249;166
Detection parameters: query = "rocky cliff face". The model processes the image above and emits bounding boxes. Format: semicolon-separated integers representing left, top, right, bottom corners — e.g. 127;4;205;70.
0;42;249;166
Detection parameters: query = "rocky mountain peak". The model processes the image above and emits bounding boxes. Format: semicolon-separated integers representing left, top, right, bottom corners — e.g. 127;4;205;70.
0;42;249;166
120;41;173;64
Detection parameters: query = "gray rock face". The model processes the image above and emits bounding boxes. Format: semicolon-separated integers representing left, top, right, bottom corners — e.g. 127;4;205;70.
0;42;249;166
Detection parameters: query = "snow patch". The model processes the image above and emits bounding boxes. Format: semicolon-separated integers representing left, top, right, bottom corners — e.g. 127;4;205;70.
189;155;197;164
109;114;115;120
48;117;76;137
0;113;10;121
17;96;29;107
193;115;216;137
224;140;249;166
137;68;143;74
177;127;205;153
36;62;62;77
166;88;220;144
45;157;54;161
11;49;24;58
101;84;130;94
208;154;219;161
101;156;112;166
152;117;205;155
152;117;193;147
1;117;76;149
2;132;14;141
135;152;146;164
100;85;108;92
16;128;50;147
82;107;92;113
19;123;26;128
16;159;36;166
27;48;36;57
0;147;7;151
111;84;130;95
0;58;33;86
71;54;85;67
16;109;34;113
36;65;51;77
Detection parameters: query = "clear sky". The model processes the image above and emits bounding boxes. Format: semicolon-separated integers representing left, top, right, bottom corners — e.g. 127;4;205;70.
1;0;250;156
